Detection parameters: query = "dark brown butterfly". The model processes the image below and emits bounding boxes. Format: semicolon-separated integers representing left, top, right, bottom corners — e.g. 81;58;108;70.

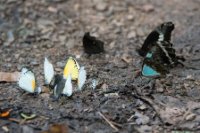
82;32;104;55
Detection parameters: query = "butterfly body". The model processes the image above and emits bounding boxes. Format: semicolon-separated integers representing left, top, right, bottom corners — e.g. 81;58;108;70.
83;32;104;54
53;75;66;99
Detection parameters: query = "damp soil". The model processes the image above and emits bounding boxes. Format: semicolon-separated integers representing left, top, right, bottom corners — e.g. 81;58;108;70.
0;0;200;133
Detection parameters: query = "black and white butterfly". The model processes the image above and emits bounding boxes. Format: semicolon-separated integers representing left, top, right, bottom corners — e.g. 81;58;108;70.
138;22;175;57
141;41;183;78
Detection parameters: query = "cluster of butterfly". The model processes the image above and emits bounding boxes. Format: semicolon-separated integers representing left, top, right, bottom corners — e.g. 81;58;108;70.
18;57;86;99
138;22;184;78
17;22;184;98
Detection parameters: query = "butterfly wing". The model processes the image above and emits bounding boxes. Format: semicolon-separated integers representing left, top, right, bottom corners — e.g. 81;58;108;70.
77;67;86;91
142;44;169;78
62;75;73;96
21;68;29;74
142;64;161;77
44;57;54;85
138;31;159;56
53;77;66;99
138;22;174;57
63;57;79;80
18;68;36;93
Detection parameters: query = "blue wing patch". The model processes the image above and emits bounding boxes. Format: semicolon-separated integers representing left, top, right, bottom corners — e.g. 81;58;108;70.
146;53;152;58
142;64;160;77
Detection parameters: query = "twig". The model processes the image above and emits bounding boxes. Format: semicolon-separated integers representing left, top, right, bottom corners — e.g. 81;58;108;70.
98;112;119;132
8;118;21;123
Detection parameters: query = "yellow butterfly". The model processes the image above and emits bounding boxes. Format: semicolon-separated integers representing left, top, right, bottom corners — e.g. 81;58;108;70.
63;57;80;80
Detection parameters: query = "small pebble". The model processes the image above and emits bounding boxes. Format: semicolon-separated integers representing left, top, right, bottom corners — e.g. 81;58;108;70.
96;2;107;11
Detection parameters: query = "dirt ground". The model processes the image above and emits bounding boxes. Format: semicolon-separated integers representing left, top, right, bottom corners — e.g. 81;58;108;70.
0;0;200;133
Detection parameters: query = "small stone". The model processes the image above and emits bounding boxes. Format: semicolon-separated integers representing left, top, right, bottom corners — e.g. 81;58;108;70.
48;6;58;13
101;83;108;91
127;31;136;39
65;39;75;49
109;41;115;49
138;104;147;110
104;93;119;98
96;2;107;11
157;87;164;93
55;67;62;72
74;3;80;11
136;28;145;37
48;104;54;110
21;126;34;133
14;54;20;59
186;75;194;80
2;126;9;132
56;62;65;68
141;4;154;12
185;113;196;121
127;15;134;20
135;112;150;125
30;61;39;66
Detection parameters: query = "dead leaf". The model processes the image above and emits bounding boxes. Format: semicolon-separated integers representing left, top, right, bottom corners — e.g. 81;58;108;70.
121;54;132;64
0;72;20;82
20;112;37;120
0;108;12;118
160;107;185;125
41;124;69;133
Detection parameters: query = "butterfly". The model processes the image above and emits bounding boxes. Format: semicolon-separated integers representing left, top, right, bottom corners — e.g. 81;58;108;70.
141;41;180;78
82;32;104;55
18;68;41;94
62;75;73;96
53;74;73;99
138;22;175;57
63;57;80;80
44;57;54;85
77;66;87;91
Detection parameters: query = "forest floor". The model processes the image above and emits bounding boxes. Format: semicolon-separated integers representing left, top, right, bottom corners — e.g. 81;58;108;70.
0;0;200;133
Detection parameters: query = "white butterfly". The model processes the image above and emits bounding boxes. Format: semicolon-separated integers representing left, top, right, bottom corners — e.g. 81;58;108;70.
18;68;41;94
62;75;73;96
44;57;54;85
77;66;86;91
